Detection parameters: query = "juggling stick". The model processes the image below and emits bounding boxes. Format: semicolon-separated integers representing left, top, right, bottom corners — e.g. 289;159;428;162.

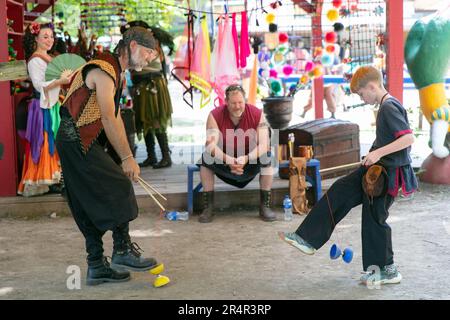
138;179;165;211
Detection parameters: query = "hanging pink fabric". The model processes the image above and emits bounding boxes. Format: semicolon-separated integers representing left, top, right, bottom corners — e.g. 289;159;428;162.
240;11;251;68
231;12;240;69
213;15;240;106
190;16;212;109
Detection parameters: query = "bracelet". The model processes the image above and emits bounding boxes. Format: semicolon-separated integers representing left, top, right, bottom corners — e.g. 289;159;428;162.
121;154;133;162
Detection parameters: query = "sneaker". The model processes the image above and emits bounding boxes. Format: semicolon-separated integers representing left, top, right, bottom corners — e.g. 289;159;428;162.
398;193;414;202
360;264;402;286
278;231;316;255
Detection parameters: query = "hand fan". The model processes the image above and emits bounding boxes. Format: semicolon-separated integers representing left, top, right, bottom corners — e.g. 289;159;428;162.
45;53;86;81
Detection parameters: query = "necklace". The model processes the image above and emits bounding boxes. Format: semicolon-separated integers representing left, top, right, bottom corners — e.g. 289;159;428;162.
380;92;389;105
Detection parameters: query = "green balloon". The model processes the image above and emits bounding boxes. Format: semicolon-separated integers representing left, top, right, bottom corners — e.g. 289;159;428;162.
270;80;282;93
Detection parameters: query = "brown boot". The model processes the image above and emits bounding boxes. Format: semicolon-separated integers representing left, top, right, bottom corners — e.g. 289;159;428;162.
259;190;276;222
198;191;214;223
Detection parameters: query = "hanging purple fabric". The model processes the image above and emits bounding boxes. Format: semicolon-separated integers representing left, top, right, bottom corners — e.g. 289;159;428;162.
231;12;240;69
240;11;251;68
25;99;44;164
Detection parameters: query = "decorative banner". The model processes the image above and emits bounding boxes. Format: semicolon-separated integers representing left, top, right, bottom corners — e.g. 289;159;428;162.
80;2;126;31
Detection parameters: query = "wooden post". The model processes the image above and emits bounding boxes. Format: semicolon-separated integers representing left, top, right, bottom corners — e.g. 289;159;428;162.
386;0;403;103
0;0;19;196
312;0;324;119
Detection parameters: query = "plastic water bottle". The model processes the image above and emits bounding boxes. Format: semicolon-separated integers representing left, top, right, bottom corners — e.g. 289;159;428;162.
165;211;189;221
283;195;293;221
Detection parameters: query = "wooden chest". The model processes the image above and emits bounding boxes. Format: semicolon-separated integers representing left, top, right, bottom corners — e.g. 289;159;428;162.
278;118;360;178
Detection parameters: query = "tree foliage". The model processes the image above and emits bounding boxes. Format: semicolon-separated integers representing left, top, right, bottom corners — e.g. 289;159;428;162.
53;0;185;37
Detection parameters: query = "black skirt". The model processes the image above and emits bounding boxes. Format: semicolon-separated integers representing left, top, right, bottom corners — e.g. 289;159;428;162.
56;139;138;232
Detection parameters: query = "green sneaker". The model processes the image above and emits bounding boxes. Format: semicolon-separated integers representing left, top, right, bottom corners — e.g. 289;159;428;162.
360;264;402;286
278;231;316;255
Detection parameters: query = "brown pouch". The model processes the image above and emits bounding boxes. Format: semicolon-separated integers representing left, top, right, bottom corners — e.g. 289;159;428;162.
289;157;309;214
362;164;387;202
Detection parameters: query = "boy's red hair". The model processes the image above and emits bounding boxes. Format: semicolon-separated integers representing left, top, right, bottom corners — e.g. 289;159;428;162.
350;66;383;93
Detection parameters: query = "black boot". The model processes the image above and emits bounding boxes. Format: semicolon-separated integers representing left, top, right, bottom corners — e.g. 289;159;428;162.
111;223;158;271
198;191;214;223
259;190;276;222
86;256;131;286
152;131;172;169
139;131;157;167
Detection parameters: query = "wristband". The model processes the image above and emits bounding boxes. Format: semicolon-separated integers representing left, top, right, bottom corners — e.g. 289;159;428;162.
121;154;133;162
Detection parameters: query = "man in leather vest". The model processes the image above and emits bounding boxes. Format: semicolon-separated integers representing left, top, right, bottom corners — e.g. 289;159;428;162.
56;27;160;286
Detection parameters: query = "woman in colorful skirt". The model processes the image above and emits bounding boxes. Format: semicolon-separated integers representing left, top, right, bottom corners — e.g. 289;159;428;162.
18;22;71;196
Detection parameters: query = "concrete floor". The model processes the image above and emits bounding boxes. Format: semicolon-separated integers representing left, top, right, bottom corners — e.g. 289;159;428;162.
1;182;449;300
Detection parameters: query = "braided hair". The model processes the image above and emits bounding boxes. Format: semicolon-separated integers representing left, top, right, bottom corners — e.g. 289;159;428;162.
23;23;55;61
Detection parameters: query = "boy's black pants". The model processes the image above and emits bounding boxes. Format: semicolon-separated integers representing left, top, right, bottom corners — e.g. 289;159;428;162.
296;166;395;271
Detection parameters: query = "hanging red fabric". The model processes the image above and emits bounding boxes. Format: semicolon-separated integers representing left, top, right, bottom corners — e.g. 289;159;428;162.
231;13;240;69
240;11;251;68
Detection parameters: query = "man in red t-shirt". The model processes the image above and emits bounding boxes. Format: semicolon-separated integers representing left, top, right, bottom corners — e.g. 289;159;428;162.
197;85;275;223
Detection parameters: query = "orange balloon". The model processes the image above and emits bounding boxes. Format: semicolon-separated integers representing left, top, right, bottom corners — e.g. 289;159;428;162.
327;9;339;22
312;65;323;78
300;74;309;84
326;45;336;53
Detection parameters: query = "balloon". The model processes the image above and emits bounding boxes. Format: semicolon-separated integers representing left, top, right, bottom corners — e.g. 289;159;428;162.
273;52;285;64
332;0;343;8
277;43;289;53
300;74;309;84
269;23;278;33
283;65;294;76
305;61;315;72
279;32;289;44
266;13;276;24
258;68;264;76
321;54;334;67
327;9;339;22
269;69;278;78
313;46;323;57
312;65;324;77
326;44;336;53
270;80;282;93
325;31;337;43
